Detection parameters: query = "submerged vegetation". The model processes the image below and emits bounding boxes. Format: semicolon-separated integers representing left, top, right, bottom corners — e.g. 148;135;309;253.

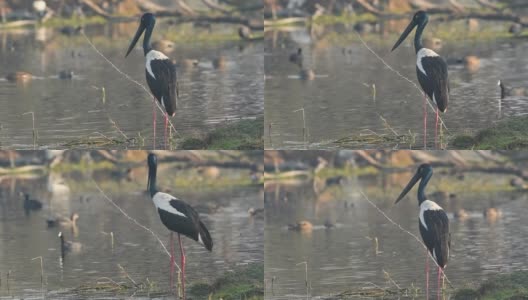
452;116;528;150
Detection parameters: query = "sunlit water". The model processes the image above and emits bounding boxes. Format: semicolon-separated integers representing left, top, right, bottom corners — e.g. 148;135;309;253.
264;21;528;149
0;168;263;298
264;172;528;299
0;23;263;149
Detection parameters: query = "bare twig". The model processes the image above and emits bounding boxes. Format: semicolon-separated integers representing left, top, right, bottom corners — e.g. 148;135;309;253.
22;111;37;149
118;264;137;286
31;256;45;289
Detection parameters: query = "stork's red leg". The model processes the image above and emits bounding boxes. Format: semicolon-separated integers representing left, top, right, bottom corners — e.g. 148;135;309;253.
424;94;428;149
170;232;174;291
178;234;186;300
435;108;439;149
153;98;157;149
164;113;168;149
426;250;430;300
437;267;442;300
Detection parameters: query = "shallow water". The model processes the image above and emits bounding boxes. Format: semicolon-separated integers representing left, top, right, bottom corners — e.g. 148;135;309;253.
0;167;263;298
0;22;263;149
264;171;528;299
264;21;528;149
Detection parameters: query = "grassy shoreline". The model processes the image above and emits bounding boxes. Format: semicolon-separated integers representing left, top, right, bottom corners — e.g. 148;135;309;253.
181;116;263;150
452;116;528;149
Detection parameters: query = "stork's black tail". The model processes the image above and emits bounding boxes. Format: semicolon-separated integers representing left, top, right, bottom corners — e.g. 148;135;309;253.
199;220;213;251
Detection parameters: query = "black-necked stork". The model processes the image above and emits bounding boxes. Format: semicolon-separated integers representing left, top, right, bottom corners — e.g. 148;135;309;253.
147;153;213;298
392;11;449;148
125;13;178;149
395;164;450;298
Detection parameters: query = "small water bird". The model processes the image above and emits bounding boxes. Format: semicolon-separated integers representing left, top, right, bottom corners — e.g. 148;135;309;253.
288;220;313;232
453;208;469;221
58;231;82;257
483;207;502;223
22;193;42;214
238;26;252;40
248;207;264;217
147;153;213;298
59;26;83;36
395;164;450;298
6;72;32;83
289;48;303;67
152;40;175;54
47;213;79;228
509;23;522;36
58;70;74;79
498;80;526;99
125;13;178;149
392;11;449;148
32;0;46;21
299;68;315;81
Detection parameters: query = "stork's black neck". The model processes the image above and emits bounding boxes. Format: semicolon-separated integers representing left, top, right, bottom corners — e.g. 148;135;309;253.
143;25;153;56
414;22;426;53
417;170;432;204
147;163;158;197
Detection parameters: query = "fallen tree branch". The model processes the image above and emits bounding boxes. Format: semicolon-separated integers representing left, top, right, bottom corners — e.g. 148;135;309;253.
356;0;383;15
80;0;112;18
201;0;231;14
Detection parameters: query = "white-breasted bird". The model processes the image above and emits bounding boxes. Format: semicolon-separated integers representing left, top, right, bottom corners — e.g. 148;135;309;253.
146;153;212;299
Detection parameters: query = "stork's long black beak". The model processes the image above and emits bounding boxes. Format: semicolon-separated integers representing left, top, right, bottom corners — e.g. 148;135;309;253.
146;169;151;192
395;169;421;204
391;18;417;52
125;22;146;57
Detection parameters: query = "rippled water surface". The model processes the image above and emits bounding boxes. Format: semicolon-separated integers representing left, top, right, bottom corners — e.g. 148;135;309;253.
264;171;528;299
265;21;528;149
0;167;263;298
0;23;263;149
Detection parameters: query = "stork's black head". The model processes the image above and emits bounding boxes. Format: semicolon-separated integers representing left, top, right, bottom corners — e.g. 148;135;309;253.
391;10;429;52
395;163;433;204
140;13;156;28
412;10;428;26
125;13;156;57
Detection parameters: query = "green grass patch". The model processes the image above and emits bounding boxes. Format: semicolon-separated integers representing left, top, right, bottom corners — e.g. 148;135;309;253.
452;116;528;150
43;16;107;27
453;271;528;300
312;13;378;26
180;117;263;150
189;263;264;300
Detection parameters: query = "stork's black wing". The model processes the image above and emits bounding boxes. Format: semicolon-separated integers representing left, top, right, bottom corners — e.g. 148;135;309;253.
145;58;177;116
419;210;450;268
162;199;213;251
417;56;449;112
